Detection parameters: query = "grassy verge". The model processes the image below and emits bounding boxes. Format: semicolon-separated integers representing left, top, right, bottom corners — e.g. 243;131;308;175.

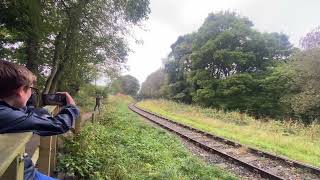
137;99;320;167
58;95;236;179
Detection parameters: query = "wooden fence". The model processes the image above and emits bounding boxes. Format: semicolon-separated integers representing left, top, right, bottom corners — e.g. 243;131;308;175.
0;106;99;180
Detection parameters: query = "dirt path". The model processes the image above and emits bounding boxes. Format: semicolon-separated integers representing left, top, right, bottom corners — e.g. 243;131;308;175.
80;111;94;126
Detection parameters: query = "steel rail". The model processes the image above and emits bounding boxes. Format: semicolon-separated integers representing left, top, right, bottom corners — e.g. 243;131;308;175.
129;104;320;180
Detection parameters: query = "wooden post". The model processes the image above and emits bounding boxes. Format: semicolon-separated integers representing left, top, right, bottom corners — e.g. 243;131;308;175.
91;113;95;123
52;106;60;116
49;135;57;175
75;114;81;134
38;136;52;175
1;147;25;180
0;133;32;180
38;106;60;175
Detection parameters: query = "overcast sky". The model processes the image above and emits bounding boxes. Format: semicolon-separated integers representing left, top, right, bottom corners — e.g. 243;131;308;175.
124;0;320;84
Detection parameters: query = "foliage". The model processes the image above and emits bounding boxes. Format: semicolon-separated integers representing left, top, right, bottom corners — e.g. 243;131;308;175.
285;49;320;122
0;0;150;93
192;64;295;118
151;17;320;123
118;75;140;97
300;26;320;49
162;34;194;103
137;99;320;167
139;68;167;98
108;78;122;95
108;75;140;97
154;11;295;119
58;95;236;180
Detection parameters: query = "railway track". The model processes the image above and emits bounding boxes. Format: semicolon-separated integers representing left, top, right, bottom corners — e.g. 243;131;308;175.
129;104;320;180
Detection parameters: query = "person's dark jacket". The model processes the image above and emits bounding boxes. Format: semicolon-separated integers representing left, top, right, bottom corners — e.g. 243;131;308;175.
0;101;80;180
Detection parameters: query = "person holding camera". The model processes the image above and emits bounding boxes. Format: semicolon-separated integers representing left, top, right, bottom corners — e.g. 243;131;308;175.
94;94;102;113
0;60;80;180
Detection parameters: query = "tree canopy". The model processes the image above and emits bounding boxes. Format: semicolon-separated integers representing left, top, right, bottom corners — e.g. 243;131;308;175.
300;26;320;49
286;49;320;122
119;75;140;97
139;68;167;98
141;11;320;123
0;0;150;93
162;12;293;106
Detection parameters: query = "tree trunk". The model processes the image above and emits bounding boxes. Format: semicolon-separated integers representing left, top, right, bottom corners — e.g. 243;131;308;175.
43;32;64;93
49;63;65;93
26;35;40;76
25;0;42;76
48;1;89;93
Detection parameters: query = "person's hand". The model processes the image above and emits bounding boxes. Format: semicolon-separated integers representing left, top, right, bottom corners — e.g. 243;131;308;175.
58;92;76;106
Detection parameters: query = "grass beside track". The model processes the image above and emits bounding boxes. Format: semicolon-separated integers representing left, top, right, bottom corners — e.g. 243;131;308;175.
58;95;236;179
137;99;320;168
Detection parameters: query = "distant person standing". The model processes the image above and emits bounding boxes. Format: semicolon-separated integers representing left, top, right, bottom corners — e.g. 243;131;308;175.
94;94;102;113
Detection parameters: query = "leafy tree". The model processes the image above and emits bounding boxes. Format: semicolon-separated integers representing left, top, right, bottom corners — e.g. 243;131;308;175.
190;12;292;81
139;69;167;98
160;11;295;119
0;0;43;75
119;75;140;97
44;0;150;93
300;26;320;49
164;34;195;103
0;0;151;94
286;49;320;122
108;78;122;95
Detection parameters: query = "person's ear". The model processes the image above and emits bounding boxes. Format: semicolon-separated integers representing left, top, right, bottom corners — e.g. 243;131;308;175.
16;86;27;97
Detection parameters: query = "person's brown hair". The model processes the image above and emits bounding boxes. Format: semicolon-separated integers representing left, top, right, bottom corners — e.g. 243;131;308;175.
0;60;37;98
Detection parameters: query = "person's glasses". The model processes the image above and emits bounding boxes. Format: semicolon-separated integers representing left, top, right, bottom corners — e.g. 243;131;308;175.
29;86;39;95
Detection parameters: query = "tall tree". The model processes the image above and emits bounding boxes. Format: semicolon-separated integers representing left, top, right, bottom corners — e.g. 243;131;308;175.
191;12;292;80
119;75;140;96
0;0;43;75
300;26;320;49
47;0;150;93
161;11;295;118
140;68;167;98
1;0;151;93
287;49;320;122
164;34;195;102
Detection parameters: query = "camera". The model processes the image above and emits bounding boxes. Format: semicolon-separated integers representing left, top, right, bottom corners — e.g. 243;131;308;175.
27;93;67;107
42;94;67;106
